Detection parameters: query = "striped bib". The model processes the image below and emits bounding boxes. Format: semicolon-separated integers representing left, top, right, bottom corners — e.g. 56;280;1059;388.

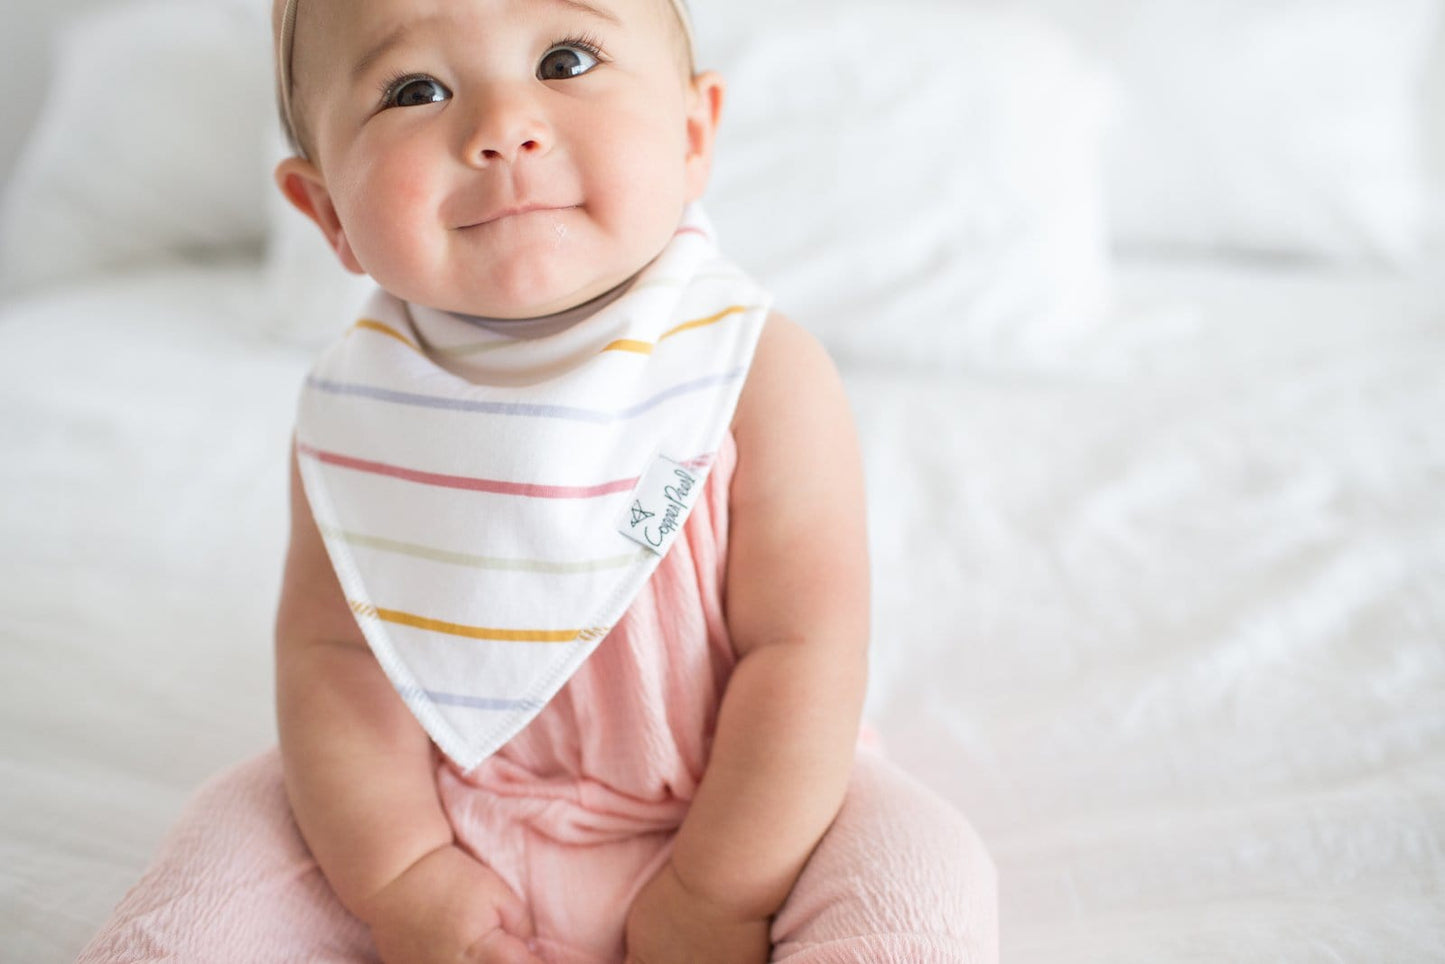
294;208;771;771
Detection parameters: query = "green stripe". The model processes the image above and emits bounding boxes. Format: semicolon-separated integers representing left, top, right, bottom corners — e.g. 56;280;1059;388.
433;338;537;360
321;525;641;574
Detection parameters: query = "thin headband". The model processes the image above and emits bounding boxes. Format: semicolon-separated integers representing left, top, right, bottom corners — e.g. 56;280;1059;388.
277;0;697;159
277;0;302;154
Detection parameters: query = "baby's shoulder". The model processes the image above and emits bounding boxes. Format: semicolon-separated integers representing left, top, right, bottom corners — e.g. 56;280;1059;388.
732;311;853;451
741;311;838;394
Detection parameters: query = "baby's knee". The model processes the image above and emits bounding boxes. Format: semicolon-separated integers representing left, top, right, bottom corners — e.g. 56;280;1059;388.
827;751;995;897
157;749;307;867
772;752;997;960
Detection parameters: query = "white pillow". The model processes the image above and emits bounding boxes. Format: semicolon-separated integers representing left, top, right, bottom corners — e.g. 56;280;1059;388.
695;0;1114;369
0;0;272;291
1426;14;1445;247
265;0;1109;367
1029;0;1443;266
262;0;1114;368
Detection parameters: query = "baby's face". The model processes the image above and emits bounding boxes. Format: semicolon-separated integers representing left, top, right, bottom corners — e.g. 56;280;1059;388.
278;0;719;318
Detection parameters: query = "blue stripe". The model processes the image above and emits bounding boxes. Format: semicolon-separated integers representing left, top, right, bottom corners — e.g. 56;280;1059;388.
402;687;545;712
307;370;745;424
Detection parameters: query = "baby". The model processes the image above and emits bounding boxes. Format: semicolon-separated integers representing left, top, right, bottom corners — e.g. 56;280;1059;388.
77;0;997;961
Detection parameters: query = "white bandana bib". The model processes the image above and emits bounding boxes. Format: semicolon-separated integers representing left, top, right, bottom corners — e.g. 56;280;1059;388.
295;208;770;771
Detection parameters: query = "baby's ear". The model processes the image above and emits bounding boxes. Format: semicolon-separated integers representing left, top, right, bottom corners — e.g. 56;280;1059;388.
274;157;366;275
683;70;725;202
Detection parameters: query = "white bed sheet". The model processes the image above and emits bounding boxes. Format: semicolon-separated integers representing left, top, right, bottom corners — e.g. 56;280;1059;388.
855;258;1445;960
2;258;1442;961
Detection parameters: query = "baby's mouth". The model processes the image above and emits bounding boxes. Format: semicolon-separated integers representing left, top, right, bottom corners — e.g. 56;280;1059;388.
459;203;575;229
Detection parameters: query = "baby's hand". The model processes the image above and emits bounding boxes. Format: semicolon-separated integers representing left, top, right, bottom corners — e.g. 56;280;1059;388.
623;861;770;964
360;844;543;964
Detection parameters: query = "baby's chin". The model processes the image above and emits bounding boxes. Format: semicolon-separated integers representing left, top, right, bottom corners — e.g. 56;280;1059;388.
460;264;637;318
396;270;634;322
415;263;653;321
365;210;674;319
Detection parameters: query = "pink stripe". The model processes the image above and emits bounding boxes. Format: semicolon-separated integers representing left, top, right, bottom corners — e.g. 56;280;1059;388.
678;454;711;471
675;226;709;240
298;443;641;499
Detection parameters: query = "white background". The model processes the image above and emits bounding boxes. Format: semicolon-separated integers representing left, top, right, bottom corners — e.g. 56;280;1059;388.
0;0;112;192
4;0;1445;201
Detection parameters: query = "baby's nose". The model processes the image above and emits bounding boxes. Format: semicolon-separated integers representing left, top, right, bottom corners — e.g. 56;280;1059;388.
480;138;543;162
462;86;552;165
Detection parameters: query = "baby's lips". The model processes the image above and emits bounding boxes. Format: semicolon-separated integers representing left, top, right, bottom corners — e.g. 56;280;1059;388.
451;199;578;230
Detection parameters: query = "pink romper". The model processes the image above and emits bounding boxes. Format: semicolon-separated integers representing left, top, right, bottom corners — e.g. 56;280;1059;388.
77;435;997;963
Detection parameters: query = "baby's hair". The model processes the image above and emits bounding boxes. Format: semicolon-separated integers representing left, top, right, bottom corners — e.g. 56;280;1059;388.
275;0;697;161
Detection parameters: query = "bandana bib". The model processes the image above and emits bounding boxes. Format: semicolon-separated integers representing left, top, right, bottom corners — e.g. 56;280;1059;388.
294;208;770;771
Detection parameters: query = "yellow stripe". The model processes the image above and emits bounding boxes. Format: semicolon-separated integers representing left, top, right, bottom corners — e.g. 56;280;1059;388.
599;305;754;358
661;304;751;341
602;339;655;355
352;319;421;352
351;601;579;643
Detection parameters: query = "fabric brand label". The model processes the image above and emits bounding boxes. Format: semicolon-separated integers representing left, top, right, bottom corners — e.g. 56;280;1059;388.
618;453;700;556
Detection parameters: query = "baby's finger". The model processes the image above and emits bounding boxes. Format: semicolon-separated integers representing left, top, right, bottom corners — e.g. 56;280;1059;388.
465;929;545;964
494;889;536;941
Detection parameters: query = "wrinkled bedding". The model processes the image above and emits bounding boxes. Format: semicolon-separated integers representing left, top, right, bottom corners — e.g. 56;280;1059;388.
1;258;1442;961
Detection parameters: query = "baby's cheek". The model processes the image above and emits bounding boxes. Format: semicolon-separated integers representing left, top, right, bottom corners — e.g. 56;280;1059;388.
392;172;435;211
345;182;431;266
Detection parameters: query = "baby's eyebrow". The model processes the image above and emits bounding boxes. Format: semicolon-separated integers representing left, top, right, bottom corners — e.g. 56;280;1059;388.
544;0;622;26
350;1;621;84
352;19;433;84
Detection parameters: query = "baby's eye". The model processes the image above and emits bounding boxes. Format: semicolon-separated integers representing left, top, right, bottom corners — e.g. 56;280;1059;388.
385;76;451;109
537;43;600;81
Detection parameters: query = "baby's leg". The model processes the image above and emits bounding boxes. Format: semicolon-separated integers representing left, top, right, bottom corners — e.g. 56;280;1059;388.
75;749;376;964
770;749;998;964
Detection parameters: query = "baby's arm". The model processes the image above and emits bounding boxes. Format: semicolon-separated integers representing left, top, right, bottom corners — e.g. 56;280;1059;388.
275;447;541;964
625;316;871;962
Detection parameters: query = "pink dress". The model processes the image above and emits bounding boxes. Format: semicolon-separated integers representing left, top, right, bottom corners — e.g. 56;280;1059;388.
77;435;997;963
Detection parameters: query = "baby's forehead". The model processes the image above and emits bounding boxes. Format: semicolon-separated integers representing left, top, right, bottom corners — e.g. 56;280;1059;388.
274;0;694;157
275;0;692;60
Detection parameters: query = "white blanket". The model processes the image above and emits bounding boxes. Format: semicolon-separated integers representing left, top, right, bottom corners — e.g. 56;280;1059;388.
1;258;1442;960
